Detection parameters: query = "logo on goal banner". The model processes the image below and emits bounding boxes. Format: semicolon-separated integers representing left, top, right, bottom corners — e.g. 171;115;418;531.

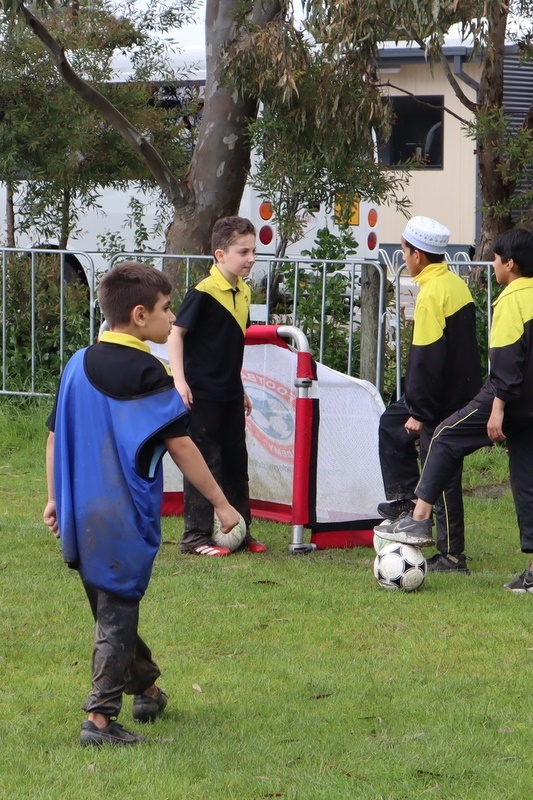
243;370;295;463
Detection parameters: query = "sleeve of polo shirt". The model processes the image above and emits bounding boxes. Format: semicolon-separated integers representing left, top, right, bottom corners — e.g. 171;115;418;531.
489;296;527;402
175;287;204;332
405;295;447;422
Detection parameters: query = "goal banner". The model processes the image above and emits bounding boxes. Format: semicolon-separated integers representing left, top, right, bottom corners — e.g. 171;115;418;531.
162;342;385;530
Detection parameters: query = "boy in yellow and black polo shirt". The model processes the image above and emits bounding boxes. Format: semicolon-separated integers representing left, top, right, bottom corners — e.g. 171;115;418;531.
168;216;267;556
377;228;533;591
376;216;482;572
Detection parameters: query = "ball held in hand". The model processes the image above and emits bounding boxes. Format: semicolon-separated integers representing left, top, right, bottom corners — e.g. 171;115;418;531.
212;513;247;551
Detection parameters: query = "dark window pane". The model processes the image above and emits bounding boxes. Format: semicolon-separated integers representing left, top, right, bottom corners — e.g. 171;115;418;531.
378;95;444;169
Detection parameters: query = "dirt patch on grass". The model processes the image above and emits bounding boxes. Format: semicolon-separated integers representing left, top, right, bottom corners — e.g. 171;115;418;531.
463;483;509;499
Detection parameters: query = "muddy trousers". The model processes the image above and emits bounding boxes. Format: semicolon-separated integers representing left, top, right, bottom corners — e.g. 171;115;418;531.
182;397;251;543
82;579;160;718
379;396;465;556
417;401;533;553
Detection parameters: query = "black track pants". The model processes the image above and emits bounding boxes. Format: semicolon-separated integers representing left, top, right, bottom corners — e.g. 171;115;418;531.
182;396;251;544
417;402;533;553
379;397;465;555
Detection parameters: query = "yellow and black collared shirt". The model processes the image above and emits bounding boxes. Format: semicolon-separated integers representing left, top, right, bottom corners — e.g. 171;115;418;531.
405;262;482;423
482;277;533;418
175;264;251;401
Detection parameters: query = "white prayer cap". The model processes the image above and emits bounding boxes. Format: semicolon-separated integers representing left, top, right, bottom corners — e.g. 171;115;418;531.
402;216;450;255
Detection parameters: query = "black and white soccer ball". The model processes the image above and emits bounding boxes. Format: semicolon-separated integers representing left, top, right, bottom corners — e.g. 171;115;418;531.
373;542;427;592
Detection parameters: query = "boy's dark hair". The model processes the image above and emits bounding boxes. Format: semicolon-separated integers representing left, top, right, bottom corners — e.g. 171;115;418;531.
212;216;256;256
98;261;173;328
493;228;533;277
404;240;445;264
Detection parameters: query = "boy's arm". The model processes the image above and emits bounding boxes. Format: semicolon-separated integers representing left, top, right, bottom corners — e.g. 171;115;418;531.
487;396;506;442
43;432;59;538
167;325;193;409
165;435;240;532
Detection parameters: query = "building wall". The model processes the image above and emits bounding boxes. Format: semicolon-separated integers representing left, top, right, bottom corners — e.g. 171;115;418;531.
378;60;481;253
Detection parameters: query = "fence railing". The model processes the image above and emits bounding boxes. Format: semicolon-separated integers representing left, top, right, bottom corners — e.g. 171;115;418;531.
0;246;493;399
0;247;97;397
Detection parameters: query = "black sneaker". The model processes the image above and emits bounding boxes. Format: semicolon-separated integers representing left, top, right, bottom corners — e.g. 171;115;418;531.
133;688;168;723
427;553;471;574
80;719;144;747
503;569;533;593
373;513;435;547
377;498;416;520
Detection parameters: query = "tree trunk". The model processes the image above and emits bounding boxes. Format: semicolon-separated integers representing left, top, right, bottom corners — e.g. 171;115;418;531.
6;182;15;247
22;0;281;285
475;2;513;260
359;262;382;386
59;187;71;250
163;0;281;290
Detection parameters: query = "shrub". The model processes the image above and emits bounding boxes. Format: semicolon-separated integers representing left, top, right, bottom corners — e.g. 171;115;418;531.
269;227;361;374
0;252;91;394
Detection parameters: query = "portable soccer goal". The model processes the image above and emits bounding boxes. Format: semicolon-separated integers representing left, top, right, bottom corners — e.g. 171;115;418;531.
161;324;385;552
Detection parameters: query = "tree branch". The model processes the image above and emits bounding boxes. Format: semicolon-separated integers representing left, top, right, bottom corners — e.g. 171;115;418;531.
439;54;478;114
402;27;478;114
379;81;471;125
19;2;187;209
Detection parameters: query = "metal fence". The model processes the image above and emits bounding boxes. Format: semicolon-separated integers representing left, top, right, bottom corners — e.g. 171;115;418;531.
0;245;493;399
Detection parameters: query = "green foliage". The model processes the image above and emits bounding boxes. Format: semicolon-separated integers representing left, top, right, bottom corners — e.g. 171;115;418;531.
226;14;409;254
465;105;533;226
270;227;361;373
470;276;492;379
0;253;91;394
96;191;174;256
465;266;502;379
0;0;197;248
381;300;413;403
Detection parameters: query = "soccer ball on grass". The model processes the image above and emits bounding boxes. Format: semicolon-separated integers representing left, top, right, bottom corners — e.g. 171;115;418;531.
373;542;427;592
212;513;247;552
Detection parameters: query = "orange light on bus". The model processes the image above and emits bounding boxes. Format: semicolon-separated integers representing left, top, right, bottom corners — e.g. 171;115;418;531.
259;225;274;245
367;232;378;251
259;201;274;221
368;208;378;227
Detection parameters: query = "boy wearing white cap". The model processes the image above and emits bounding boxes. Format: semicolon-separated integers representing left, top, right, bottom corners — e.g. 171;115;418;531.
377;228;533;592
376;215;482;571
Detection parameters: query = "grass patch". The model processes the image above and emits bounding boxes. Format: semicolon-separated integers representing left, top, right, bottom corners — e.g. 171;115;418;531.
1;399;530;800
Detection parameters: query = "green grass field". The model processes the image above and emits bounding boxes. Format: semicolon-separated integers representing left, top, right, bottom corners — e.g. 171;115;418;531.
1;400;531;800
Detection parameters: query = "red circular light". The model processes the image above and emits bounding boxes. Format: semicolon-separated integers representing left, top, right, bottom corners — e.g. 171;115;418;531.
259;225;274;245
367;232;377;250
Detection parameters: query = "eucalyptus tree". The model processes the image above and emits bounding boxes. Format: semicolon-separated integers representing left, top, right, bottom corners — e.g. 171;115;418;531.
301;0;533;258
0;0;196;248
2;0;404;271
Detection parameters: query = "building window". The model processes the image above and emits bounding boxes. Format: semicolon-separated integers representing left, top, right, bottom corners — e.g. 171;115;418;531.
378;95;444;169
